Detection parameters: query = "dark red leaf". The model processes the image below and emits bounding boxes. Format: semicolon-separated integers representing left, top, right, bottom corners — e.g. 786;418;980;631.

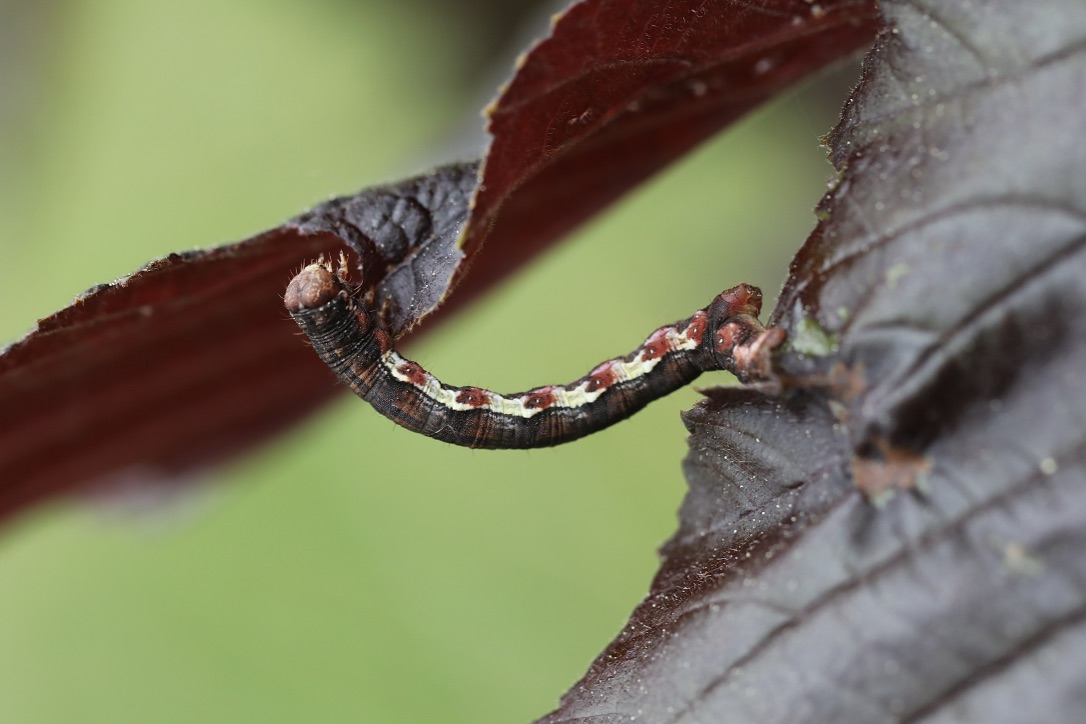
541;0;1086;720
457;0;878;297
1;234;328;516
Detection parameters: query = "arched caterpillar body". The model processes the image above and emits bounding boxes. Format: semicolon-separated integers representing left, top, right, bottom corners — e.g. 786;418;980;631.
285;262;781;449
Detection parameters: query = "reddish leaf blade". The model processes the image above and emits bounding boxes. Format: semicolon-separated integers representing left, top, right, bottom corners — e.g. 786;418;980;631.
0;164;477;521
0;232;339;519
459;0;878;294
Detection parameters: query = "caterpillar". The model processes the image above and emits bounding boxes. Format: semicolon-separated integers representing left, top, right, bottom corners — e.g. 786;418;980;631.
285;261;782;449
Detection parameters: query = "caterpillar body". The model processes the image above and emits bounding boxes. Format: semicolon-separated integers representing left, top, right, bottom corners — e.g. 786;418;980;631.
286;262;780;449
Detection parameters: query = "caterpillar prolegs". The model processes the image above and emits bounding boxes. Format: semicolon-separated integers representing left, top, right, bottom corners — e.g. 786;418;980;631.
285;261;783;449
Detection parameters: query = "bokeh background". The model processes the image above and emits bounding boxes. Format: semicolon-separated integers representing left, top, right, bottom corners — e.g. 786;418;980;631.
0;1;855;721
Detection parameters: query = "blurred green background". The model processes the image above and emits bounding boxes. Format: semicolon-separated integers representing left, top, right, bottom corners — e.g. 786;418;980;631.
0;1;852;721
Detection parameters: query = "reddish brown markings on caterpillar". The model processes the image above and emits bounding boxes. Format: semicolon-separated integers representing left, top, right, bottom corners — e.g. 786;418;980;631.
585;361;618;392
523;388;558;409
372;327;393;353
287;262;782;449
455;387;490;407
717;283;761;317
682;312;708;346
640;329;670;360
715;321;741;354
396;360;428;387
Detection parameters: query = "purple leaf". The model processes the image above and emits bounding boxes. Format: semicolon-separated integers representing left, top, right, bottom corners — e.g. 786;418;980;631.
541;0;1086;720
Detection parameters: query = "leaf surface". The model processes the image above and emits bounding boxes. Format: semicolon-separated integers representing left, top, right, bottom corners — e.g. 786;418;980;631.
457;0;878;296
540;1;1086;720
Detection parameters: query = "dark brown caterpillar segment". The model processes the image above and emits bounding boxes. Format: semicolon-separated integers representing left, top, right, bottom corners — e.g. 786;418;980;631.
286;262;778;449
